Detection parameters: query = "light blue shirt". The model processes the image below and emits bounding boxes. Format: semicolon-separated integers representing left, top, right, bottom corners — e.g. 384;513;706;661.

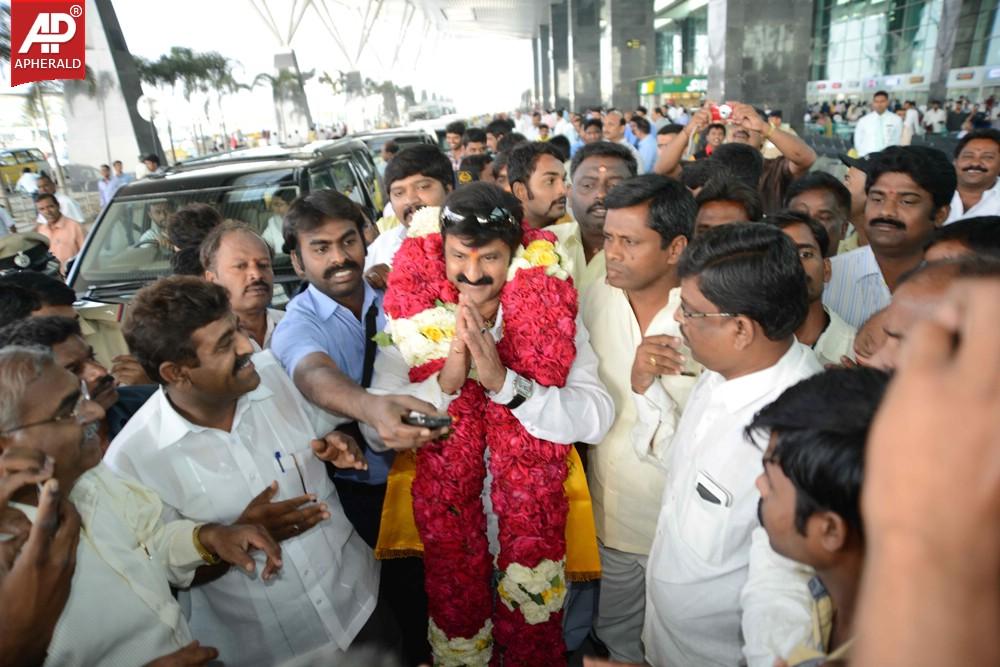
271;282;394;484
822;245;891;329
98;178;117;208
637;134;658;174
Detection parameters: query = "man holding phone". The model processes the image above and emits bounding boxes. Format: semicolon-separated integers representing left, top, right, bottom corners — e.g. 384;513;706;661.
105;277;378;667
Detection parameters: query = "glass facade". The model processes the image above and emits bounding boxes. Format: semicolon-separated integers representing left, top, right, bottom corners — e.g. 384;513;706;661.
810;0;944;81
952;0;1000;68
653;5;708;76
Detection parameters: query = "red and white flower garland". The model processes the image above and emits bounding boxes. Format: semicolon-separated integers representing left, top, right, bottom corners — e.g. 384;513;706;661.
383;207;578;666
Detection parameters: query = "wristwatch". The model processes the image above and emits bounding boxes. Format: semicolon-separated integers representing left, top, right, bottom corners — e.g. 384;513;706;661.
505;373;534;410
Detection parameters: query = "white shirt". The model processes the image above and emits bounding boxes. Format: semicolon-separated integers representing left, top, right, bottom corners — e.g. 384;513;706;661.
582;283;697;555
364;223;407;270
822;245;892;329
945;178;1000;223
262;214;285;254
813;307;857;366
644;342;821;667
19;465;204;667
853;110;903;156
924;107;947;133
105;351;378;667
35;191;85;225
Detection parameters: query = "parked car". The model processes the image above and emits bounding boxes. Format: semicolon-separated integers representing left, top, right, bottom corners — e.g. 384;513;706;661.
0;147;49;191
62;163;103;193
67;137;380;305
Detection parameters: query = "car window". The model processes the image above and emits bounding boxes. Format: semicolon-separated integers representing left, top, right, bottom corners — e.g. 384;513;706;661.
0;153;16;166
26;149;46;162
13;151;35;163
309;160;365;207
77;178;299;287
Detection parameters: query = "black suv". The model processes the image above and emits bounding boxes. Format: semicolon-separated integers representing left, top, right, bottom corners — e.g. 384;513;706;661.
67;138;380;305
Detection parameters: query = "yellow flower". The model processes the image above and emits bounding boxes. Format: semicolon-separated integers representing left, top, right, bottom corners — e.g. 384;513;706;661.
419;324;455;343
522;240;559;267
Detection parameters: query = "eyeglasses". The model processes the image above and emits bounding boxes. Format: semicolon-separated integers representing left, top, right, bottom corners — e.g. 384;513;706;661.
679;305;739;320
0;380;92;436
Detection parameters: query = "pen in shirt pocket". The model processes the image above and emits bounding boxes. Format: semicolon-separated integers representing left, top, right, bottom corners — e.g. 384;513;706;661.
274;450;308;496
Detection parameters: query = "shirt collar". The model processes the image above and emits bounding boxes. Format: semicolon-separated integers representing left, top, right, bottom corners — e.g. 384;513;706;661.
710;342;808;412
853;245;883;280
154;377;275;450
306;282;383;322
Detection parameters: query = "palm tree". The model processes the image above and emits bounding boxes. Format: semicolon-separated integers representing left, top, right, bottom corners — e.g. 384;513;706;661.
22;81;67;186
253;68;315;143
0;5;10;64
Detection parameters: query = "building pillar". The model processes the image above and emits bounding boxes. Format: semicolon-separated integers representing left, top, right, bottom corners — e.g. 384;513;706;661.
600;0;655;109
569;0;602;111
551;3;571;110
707;0;812;133
533;36;542;105
930;0;964;102
538;24;553;109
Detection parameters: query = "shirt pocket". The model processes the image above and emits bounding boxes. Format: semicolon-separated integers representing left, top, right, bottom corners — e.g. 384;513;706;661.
678;469;733;566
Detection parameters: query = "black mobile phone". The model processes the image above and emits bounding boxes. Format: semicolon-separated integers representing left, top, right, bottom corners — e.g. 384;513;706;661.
403;411;452;429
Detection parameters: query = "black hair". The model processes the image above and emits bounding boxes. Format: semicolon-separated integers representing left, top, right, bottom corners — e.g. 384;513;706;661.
929;215;1000;257
282;189;367;256
492;151;510;180
440;182;524;253
457;154;494;185
583;118;603;133
865;145;956;214
166;203;223;250
747;367;890;536
383;144;454;192
631;116;652;135
548;135;571;162
678;223;808;340
768;110;783;119
124;277;232;384
0;284;41;324
170;248;205;277
35;193;58;208
636;105;648;115
680;160;733;191
100;163;110;171
497;133;528;154
486;119;513;139
695;178;764;221
783;171;852;224
709;143;764;189
0;315;81;349
706;122;727;135
873;90;889;99
953;128;1000;158
462;128;487;147
765;209;832;259
657;123;685;136
200;220;272;271
445;120;467;136
604;174;696;248
506;142;566;190
0;271;75;308
382;139;400;156
569;141;638;179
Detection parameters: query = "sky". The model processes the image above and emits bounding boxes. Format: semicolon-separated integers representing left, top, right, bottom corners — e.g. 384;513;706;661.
110;0;535;131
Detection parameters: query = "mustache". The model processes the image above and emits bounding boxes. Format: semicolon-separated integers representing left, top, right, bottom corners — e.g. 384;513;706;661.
402;204;425;220
244;280;271;293
323;260;361;280
587;199;607;215
962;165;988;172
457;274;493;287
233;353;252;375
869;217;906;230
549;197;567;211
93;373;116;396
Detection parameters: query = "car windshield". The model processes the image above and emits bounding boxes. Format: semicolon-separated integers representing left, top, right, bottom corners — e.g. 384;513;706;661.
77;171;299;286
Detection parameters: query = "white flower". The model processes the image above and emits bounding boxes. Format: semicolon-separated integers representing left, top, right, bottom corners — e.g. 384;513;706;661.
428;618;493;666
497;558;567;625
387;305;456;367
407;206;442;238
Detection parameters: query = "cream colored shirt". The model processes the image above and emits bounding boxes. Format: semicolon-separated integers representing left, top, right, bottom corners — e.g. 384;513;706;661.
582;282;697;555
547;220;588;286
813;307;856;366
16;465;204;667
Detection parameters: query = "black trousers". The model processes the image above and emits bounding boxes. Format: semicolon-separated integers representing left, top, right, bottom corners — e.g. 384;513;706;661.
333;476;431;667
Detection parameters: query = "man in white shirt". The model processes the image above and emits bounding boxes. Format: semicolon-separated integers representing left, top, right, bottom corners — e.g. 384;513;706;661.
824;146;956;328
105;277;379;667
97;164;116;208
768;211;856;365
0;345;281;667
643;223;822;667
201;221;284;350
945;129;1000;223
603;110;646;174
16;167;40;194
582;174;698;662
923;100;947;134
34;173;86;225
364;145;453;289
853;91;903;157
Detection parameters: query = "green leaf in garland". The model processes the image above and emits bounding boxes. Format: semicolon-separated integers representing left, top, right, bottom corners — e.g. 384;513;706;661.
372;331;393;347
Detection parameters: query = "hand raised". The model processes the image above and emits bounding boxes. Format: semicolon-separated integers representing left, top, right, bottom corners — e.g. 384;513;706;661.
237;481;329;542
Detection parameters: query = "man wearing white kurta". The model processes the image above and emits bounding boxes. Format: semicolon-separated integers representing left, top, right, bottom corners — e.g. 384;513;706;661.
105;278;378;667
853;92;903;157
581;174;699;662
642;223;821;667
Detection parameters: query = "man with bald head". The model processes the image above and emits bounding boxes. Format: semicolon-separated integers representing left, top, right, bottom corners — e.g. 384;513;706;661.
201;220;283;350
603;110;645;173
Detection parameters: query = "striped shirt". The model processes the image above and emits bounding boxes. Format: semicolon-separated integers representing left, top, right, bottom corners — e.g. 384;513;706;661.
822;245;890;329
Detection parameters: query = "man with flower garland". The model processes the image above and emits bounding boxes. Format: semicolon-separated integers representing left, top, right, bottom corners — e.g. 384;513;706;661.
581;174;699;663
369;182;615;665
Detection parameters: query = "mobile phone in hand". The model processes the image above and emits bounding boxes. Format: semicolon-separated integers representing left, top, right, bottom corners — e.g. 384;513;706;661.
402;411;452;429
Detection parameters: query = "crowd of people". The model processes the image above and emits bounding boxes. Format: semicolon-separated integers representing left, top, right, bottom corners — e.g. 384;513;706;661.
0;92;999;667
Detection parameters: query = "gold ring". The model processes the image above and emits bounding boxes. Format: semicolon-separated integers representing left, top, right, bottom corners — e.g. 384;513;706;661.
650;355;656;366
